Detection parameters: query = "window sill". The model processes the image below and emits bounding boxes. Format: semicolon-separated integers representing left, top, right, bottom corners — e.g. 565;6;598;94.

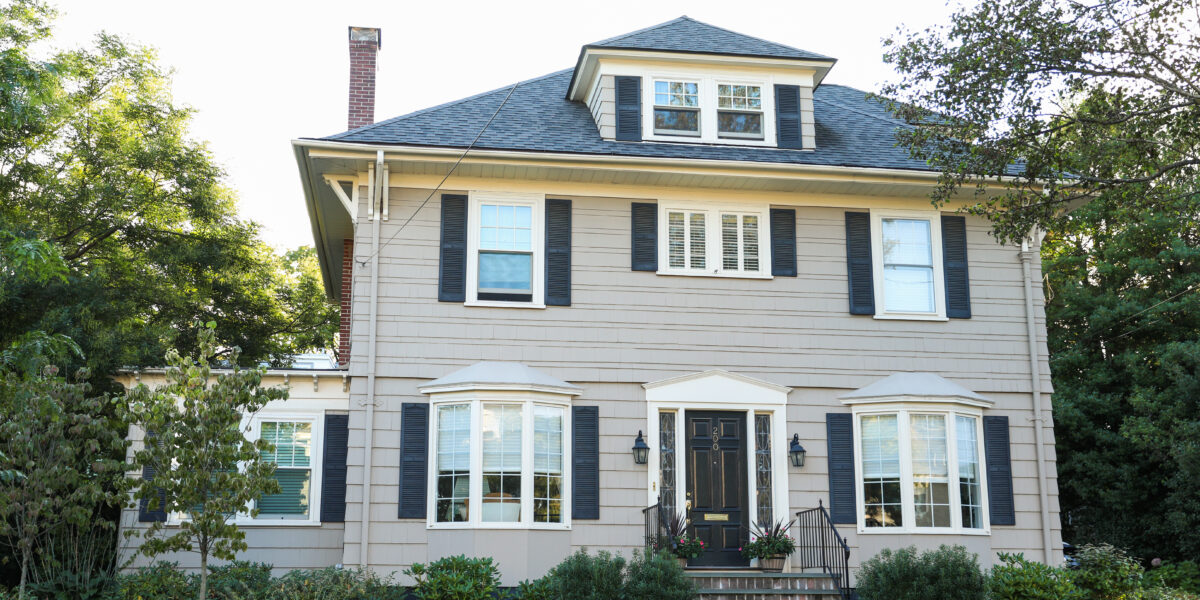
165;519;324;528
857;526;990;536
872;313;949;322
656;270;772;280
465;300;546;309
426;523;571;531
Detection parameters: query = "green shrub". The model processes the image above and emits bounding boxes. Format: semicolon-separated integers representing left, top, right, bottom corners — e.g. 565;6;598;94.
406;555;500;600
27;569;118;600
1072;544;1147;600
856;545;986;600
1148;562;1200;595
272;567;405;600
624;549;695;600
1145;587;1200;600
117;562;195;600
549;549;626;600
514;576;556;600
988;552;1080;600
207;561;274;600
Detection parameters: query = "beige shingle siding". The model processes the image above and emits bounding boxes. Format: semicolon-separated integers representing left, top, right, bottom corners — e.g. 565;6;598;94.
588;75;616;139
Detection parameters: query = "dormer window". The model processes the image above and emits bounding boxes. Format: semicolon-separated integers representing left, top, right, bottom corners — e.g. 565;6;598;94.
653;80;700;136
717;84;764;139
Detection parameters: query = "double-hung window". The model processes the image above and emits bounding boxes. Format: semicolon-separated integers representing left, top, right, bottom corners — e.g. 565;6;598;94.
653;80;700;136
467;192;544;306
661;204;768;278
717;84;764;139
257;420;314;520
871;210;946;318
431;397;569;528
855;409;987;533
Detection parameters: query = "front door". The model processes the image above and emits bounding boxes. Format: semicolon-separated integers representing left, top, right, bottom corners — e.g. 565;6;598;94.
685;410;749;567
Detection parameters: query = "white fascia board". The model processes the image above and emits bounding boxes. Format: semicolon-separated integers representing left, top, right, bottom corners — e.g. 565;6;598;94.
840;394;995;409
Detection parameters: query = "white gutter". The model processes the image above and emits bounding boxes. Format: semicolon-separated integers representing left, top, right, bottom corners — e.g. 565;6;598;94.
1019;238;1055;563
358;150;384;567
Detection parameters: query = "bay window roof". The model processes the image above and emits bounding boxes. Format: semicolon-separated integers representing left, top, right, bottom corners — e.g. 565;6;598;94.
419;361;582;396
839;372;991;407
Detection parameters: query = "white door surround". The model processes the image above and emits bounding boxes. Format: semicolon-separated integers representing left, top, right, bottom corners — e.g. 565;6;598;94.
643;370;791;526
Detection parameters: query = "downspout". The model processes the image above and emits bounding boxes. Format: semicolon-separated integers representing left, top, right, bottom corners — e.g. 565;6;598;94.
1019;238;1055;563
358;150;384;567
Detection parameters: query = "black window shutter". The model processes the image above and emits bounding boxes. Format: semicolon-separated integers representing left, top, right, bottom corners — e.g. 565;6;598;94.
438;195;468;302
398;403;429;519
137;431;167;522
572;406;600;520
775;85;802;149
984;415;1016;526
630;202;658;271
941;215;972;318
615;76;642;142
845;212;875;315
320;413;349;523
545;198;572;306
770;208;797;277
826;413;857;524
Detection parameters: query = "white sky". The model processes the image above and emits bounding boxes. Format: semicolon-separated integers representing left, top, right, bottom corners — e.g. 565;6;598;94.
49;0;958;249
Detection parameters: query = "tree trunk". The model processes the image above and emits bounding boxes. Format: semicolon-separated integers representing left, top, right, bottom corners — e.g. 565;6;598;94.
198;547;208;600
18;545;29;600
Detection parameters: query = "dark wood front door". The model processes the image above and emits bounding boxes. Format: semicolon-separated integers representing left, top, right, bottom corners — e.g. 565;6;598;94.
686;411;749;567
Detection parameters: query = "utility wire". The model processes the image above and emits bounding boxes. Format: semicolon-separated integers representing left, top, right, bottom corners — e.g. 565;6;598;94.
356;82;521;267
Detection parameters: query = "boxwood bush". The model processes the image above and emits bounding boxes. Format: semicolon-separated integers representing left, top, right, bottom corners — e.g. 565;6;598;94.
989;552;1080;600
405;555;500;600
856;545;986;600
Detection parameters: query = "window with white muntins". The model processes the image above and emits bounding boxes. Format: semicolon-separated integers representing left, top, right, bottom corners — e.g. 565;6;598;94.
855;408;987;534
660;204;769;278
649;77;770;143
466;192;544;307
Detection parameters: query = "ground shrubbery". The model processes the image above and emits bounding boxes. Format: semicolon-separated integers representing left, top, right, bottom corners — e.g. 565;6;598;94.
113;562;402;600
524;548;694;600
859;544;1199;600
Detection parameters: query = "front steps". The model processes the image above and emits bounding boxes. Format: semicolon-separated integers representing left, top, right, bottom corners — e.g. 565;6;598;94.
687;571;842;600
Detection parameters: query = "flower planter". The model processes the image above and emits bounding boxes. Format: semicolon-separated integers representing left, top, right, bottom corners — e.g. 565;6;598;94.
758;556;786;572
676;557;688;569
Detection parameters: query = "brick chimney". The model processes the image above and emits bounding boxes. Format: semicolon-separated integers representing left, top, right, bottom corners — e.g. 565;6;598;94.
347;26;381;130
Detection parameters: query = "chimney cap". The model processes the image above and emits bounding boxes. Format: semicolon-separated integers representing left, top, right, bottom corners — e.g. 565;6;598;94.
348;26;381;47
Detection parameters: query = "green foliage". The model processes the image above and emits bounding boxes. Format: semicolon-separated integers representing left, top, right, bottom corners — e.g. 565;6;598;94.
0;334;128;600
270;567;405;600
623;549;695;600
740;518;797;560
1148;562;1200;595
514;576;556;600
117;563;193;600
121;323;287;600
548;549;627;600
1071;544;1147;600
988;552;1080;600
856;545;986;600
207;561;274;600
405;555;500;600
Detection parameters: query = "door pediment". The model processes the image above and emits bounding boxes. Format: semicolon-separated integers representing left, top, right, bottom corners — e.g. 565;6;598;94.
643;370;790;406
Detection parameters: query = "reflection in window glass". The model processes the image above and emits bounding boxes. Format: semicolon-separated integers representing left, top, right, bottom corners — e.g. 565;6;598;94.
957;415;983;529
654;81;699;134
482;404;522;522
259;421;312;518
860;414;902;527
910;414;951;528
478;204;533;295
654;81;699;106
533;406;564;523
881;218;935;312
436;405;471;522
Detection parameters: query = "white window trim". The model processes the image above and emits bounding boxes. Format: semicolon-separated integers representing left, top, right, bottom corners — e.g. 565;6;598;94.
466;191;545;309
643;371;791;528
426;390;573;530
656;202;772;279
714;80;766;140
643;71;777;147
851;402;990;536
870;209;948;321
167;410;325;528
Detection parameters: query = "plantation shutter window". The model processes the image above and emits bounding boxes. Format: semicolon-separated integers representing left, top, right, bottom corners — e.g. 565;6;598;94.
615;76;642;141
720;213;761;273
258;421;313;519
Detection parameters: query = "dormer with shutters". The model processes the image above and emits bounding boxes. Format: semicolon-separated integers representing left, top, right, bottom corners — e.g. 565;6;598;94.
566;17;835;149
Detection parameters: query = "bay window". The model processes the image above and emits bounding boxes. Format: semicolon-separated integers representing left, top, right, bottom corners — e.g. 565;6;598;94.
661;204;769;278
855;408;988;533
431;397;570;528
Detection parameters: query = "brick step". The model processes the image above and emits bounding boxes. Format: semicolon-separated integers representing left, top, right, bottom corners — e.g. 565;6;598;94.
688;571;841;600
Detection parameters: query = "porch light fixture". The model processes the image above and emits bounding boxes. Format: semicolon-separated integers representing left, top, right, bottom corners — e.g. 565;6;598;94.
632;431;650;464
789;434;807;468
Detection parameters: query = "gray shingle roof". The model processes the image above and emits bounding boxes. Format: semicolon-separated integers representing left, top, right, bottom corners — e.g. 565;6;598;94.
585;16;835;61
318;69;932;173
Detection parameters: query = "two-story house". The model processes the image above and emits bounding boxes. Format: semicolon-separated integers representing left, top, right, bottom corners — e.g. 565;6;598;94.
121;16;1063;593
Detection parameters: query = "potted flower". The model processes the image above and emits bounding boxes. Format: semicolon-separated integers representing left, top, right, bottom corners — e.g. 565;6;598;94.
659;510;704;567
741;518;797;572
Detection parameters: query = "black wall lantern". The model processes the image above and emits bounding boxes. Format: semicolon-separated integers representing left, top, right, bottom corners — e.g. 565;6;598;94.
789;434;807;468
632;431;650;464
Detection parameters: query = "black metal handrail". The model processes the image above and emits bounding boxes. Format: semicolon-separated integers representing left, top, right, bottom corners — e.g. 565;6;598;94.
796;500;854;600
643;501;668;551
